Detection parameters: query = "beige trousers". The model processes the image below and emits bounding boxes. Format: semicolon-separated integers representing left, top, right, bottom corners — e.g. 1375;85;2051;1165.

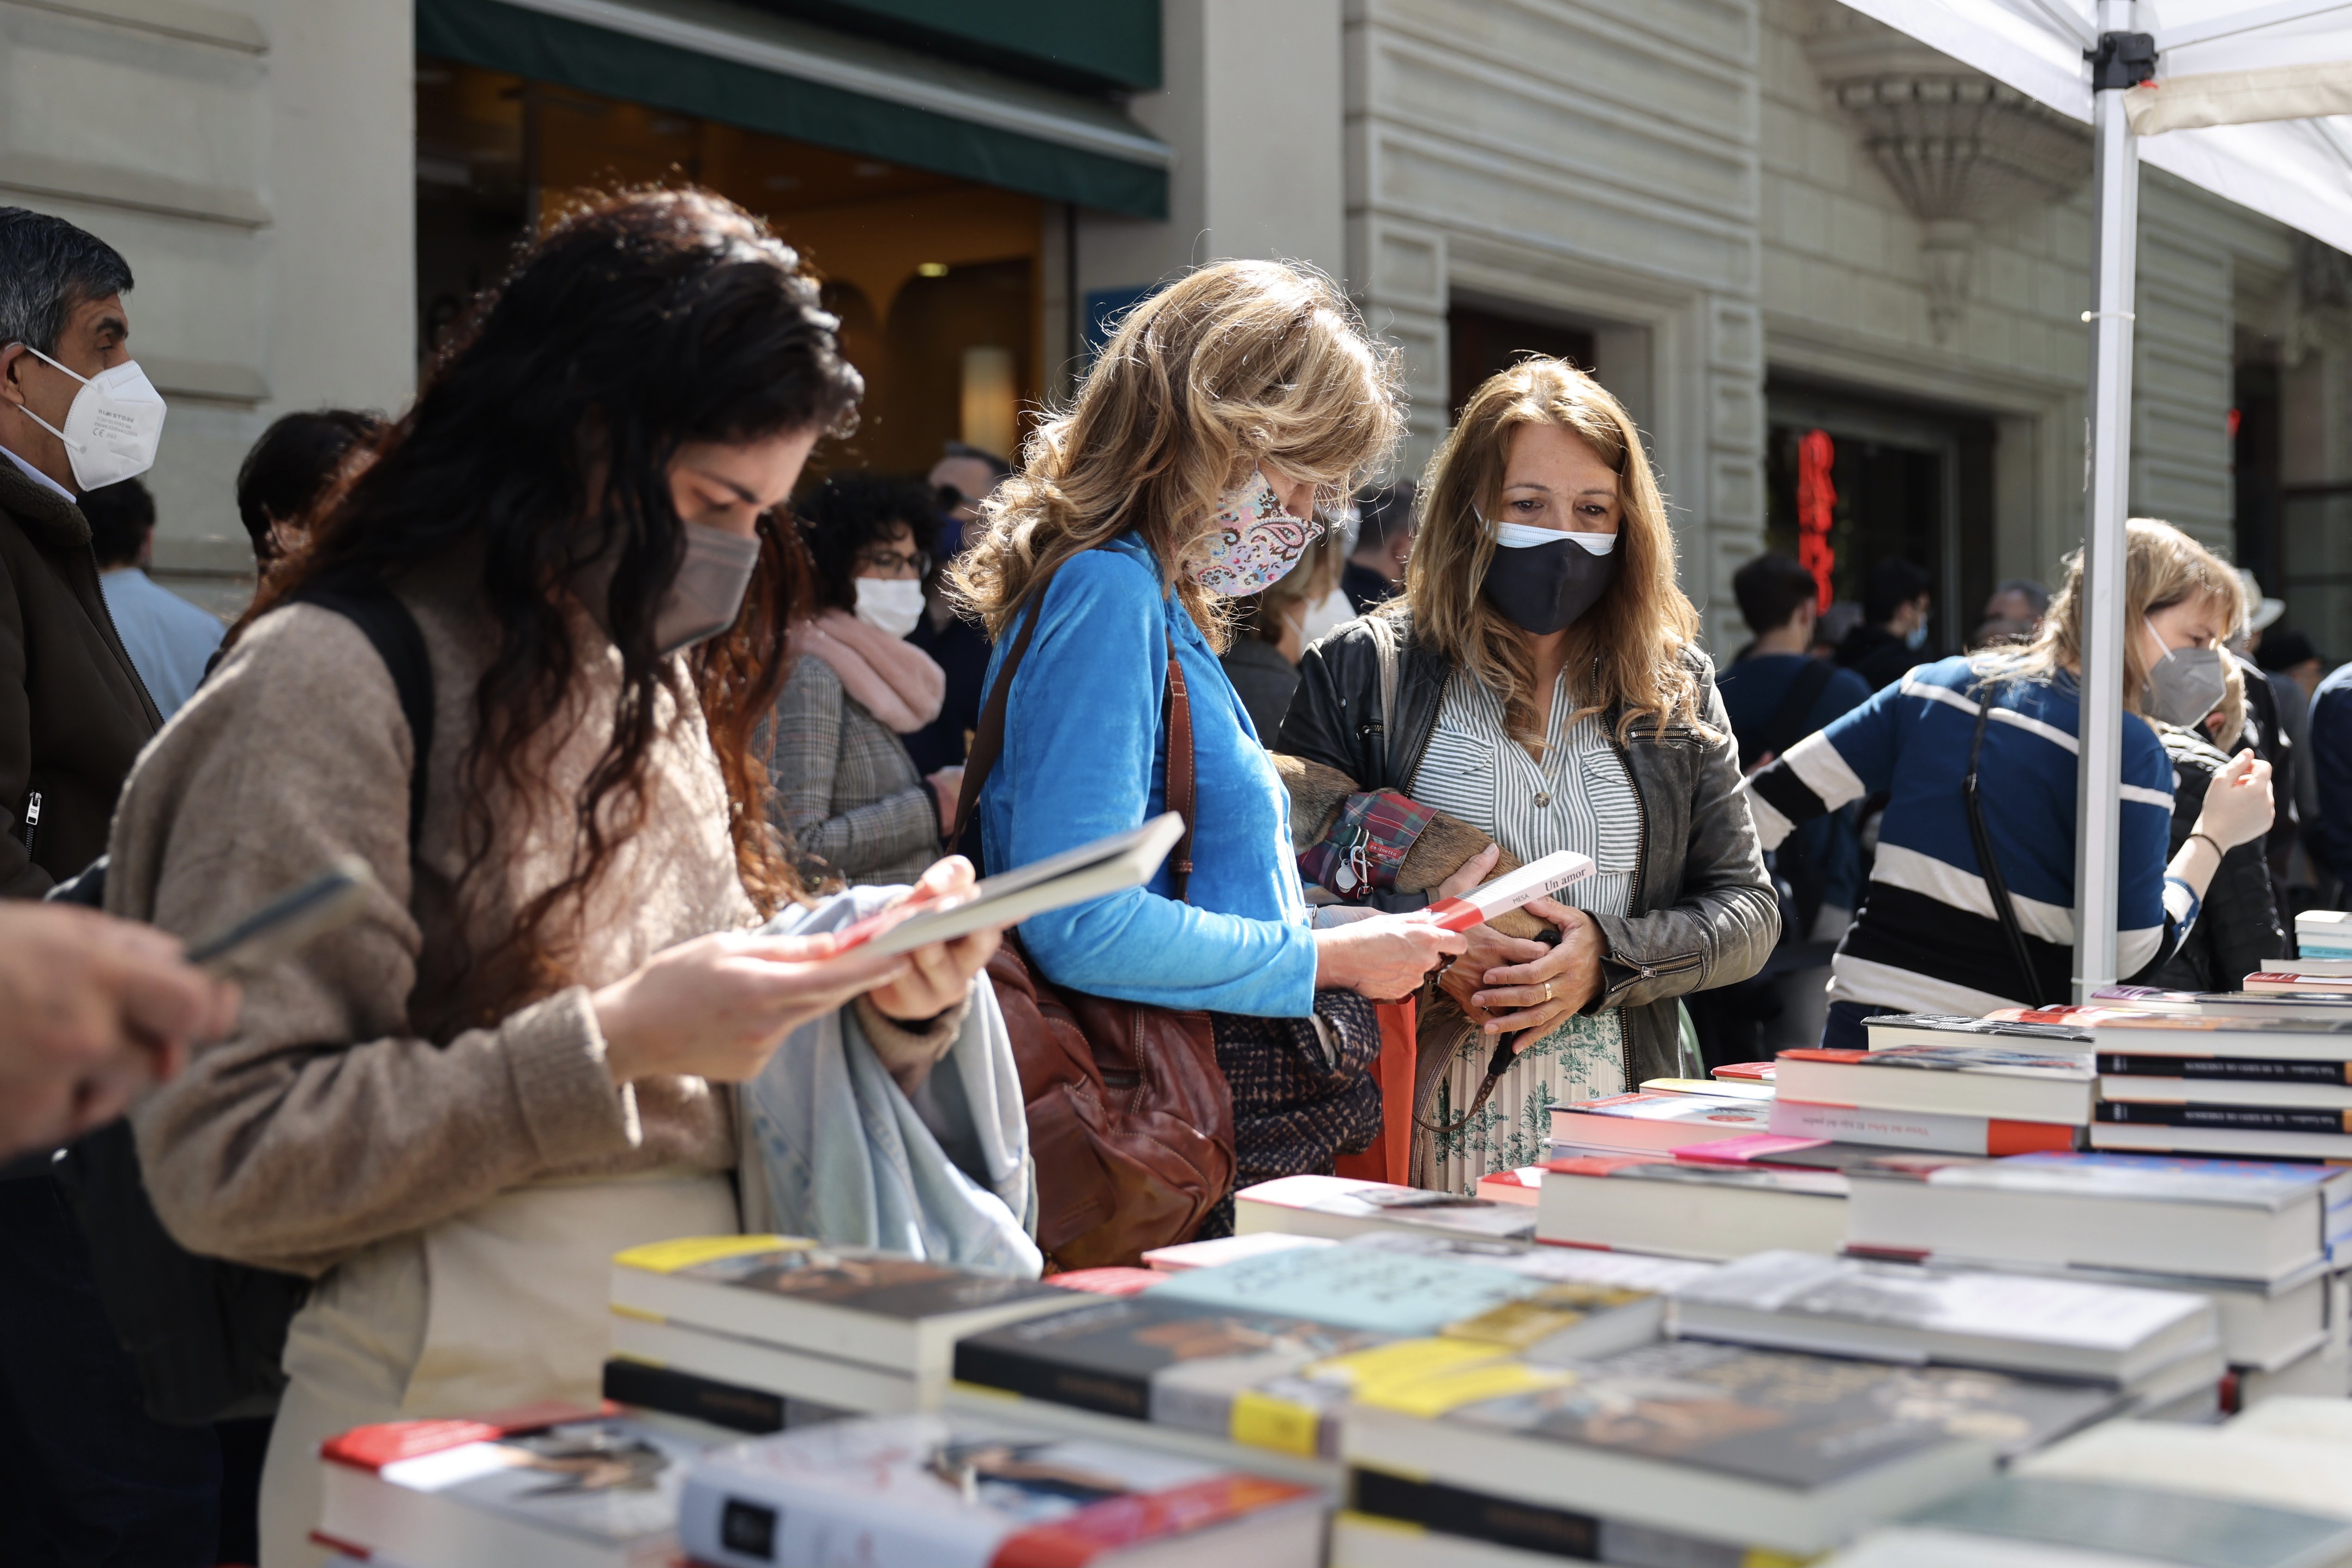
258;1173;737;1568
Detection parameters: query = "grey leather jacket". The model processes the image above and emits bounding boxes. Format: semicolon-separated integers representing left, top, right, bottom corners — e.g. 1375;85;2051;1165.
1275;613;1779;1089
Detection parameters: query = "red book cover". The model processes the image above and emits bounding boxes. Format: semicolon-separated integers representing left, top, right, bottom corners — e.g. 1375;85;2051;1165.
1711;1061;1778;1081
1044;1268;1162;1298
1542;1153;1672;1178
991;1475;1313;1568
319;1401;603;1472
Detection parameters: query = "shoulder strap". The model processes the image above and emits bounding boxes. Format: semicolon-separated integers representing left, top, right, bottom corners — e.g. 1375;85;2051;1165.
290;581;434;847
1741;656;1837;772
1962;682;2049;1006
1371;614;1400;745
949;561;1194;903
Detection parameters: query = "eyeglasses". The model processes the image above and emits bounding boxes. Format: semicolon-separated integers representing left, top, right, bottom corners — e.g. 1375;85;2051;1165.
855;547;931;579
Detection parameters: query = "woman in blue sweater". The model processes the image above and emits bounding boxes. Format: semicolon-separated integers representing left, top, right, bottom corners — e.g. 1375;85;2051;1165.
1744;519;2274;1045
953;261;1465;1223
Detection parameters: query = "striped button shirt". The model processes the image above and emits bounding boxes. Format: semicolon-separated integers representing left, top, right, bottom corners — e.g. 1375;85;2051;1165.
1411;671;1639;1191
1741;655;2195;1015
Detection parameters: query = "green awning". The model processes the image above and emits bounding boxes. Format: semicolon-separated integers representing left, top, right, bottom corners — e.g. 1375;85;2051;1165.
416;0;1170;218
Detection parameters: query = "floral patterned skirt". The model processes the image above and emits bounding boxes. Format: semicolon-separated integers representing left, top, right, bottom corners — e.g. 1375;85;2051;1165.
1414;1008;1628;1195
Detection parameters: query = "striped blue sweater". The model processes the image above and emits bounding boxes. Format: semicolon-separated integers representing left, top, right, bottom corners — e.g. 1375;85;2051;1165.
1741;656;2196;1014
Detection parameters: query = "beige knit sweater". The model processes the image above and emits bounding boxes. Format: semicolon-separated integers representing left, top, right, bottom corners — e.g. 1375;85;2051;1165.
114;580;952;1278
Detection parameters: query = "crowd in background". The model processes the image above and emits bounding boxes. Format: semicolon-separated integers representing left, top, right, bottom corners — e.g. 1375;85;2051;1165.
0;186;2322;1568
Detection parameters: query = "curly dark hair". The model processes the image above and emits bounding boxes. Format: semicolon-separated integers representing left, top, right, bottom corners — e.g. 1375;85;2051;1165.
241;187;861;1010
795;471;938;615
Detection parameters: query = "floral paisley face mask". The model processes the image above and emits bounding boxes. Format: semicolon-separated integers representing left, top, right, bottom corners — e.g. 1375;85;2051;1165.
1186;468;1324;596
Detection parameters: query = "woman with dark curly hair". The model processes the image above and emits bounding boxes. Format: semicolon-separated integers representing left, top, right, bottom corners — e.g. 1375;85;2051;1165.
771;470;957;885
105;190;1003;1565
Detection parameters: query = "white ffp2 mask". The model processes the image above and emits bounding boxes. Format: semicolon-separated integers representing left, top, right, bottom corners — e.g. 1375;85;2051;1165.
15;345;166;491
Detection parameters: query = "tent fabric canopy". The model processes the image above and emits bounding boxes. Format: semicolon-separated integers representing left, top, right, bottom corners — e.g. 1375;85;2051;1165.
1833;0;2352;252
1827;0;2352;995
415;0;1172;218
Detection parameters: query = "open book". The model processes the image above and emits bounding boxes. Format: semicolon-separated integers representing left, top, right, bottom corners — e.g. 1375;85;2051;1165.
835;813;1188;956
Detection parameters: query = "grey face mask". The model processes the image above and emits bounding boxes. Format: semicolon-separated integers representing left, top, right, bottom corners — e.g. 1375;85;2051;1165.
2141;619;2229;728
653;521;763;656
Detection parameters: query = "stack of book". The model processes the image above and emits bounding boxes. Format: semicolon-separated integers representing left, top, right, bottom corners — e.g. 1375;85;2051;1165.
678;1413;1327;1568
2086;1010;2352;1163
1330;1338;2121;1566
1847;1150;2352;1408
2297;909;2352;960
603;1235;1087;1426
1825;1396;2352;1566
1667;1249;2224;1413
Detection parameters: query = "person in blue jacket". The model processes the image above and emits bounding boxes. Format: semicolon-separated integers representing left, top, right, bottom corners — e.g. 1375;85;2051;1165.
951;260;1465;1227
1743;519;2275;1046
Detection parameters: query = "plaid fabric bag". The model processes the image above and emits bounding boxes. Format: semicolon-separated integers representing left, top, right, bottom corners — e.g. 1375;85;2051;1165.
1297;788;1439;901
1195;990;1385;1237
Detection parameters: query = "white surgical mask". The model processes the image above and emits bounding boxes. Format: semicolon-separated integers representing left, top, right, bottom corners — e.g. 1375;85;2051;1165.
1490;517;1618;554
652;521;762;656
14;344;166;491
854;575;926;639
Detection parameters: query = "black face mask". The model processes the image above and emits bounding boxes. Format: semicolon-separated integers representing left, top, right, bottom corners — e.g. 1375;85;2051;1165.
1481;538;1619;634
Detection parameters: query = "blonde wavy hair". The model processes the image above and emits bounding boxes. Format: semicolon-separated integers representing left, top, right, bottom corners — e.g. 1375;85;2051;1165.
953;259;1403;649
1978;517;2247;743
1403;357;1706;751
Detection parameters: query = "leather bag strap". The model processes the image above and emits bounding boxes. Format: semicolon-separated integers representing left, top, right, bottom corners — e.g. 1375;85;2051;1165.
1963;682;2051;1006
949;557;1195;903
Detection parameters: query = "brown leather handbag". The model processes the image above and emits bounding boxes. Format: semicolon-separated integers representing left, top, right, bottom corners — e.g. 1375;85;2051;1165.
951;562;1233;1269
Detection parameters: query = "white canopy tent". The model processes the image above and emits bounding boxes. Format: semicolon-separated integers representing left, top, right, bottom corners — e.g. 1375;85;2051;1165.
1831;0;2352;997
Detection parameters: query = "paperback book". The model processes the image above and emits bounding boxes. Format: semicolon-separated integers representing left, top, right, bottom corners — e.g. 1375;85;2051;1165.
1770;1045;2093;1124
1859;1013;2093;1051
1232;1175;1538;1244
1666;1248;2219;1388
1766;1098;2078;1156
1833;1475;2352;1568
315;1408;711;1568
1843;1152;2352;1282
2099;1052;2352;1112
1547;1092;1772;1153
608;1236;1082;1393
1340;1339;2119;1556
2089;1013;2352;1062
1535;1154;1848;1260
2090;1101;2352;1160
676;1414;1325;1568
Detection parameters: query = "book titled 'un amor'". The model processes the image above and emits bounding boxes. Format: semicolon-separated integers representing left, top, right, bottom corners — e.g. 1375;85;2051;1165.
678;1414;1324;1568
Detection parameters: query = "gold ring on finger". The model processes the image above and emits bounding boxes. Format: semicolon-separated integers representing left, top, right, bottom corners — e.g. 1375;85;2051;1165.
1542;980;1554;1002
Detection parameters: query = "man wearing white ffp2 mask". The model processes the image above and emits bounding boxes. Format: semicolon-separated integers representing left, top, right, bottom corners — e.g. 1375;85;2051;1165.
0;205;194;1564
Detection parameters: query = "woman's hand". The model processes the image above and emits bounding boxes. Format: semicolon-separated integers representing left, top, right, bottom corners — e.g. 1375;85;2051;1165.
593;931;909;1086
2195;750;2274;851
1438;923;1550;1026
862;856;1001;1022
1463;895;1606;1040
1435;843;1502;901
1313;913;1468;1001
926;766;966;839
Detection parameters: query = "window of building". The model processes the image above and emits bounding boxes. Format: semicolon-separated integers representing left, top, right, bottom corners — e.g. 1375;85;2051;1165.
416;57;1044;475
1764;382;1995;654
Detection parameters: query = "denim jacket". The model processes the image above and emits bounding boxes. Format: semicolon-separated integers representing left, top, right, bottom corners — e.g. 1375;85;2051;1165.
976;534;1319;1017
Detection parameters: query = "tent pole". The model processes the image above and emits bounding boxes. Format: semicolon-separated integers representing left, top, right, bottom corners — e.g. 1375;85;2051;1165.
2074;12;2151;1000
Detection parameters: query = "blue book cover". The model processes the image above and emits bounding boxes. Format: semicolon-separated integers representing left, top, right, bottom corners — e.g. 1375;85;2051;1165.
1139;1244;1541;1334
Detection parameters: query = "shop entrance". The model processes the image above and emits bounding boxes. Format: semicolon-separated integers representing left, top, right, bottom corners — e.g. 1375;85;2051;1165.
415;58;1046;476
1763;382;1996;653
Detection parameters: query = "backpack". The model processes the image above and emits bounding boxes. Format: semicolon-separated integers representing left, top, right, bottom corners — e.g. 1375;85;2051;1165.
48;578;433;1424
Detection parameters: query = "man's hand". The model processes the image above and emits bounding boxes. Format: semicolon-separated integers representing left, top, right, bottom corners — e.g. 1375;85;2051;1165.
0;903;239;1158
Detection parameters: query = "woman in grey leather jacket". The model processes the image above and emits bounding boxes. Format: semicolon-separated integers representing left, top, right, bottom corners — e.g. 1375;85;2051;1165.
1276;359;1777;1190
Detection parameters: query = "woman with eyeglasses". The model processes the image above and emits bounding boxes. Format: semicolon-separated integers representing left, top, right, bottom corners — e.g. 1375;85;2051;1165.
771;471;961;885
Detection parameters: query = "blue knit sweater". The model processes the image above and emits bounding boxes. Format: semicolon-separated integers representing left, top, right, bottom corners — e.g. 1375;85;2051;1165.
1742;656;2195;1012
975;533;1318;1016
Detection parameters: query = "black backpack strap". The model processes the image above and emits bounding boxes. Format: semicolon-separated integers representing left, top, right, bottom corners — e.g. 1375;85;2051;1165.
1740;656;1838;772
1963;682;2049;1006
289;581;434;844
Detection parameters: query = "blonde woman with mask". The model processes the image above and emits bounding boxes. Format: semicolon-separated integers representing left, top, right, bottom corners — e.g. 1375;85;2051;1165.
954;260;1465;1232
1744;517;2273;1045
1279;359;1778;1191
